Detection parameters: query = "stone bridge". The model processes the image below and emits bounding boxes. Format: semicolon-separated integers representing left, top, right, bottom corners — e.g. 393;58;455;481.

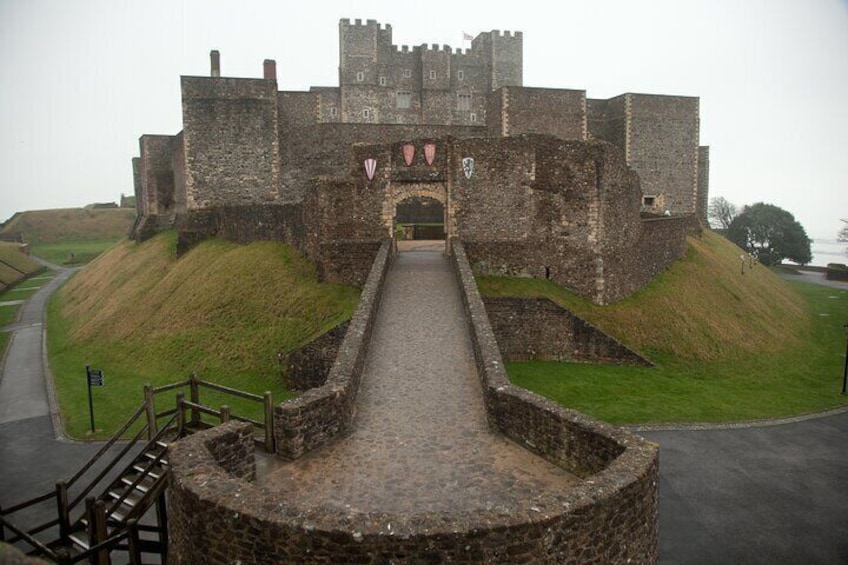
166;242;659;563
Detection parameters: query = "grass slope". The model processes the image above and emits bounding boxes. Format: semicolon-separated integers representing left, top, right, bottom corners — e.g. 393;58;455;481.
48;232;360;438
0;242;43;291
2;208;135;265
479;231;848;424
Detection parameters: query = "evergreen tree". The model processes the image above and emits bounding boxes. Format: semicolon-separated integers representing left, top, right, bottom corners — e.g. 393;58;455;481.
727;203;812;266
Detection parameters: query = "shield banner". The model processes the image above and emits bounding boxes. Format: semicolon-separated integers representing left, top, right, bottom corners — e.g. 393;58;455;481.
424;143;436;165
462;157;474;179
364;158;377;181
402;143;415;166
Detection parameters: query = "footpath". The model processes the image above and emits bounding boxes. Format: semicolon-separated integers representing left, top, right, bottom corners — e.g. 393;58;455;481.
0;252;846;563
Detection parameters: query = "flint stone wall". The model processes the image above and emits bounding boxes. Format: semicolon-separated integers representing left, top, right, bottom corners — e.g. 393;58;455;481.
273;240;392;459
283;322;350;391
483;297;651;366
165;239;659;564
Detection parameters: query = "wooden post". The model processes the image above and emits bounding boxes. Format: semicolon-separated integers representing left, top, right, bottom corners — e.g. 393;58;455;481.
93;500;109;565
156;490;168;564
84;496;97;565
126;519;141;565
55;481;70;542
220;405;230;423
189;372;200;428
144;384;157;440
263;391;274;453
176;392;186;437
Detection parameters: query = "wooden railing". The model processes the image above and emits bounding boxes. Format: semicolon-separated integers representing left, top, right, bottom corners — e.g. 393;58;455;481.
0;375;275;562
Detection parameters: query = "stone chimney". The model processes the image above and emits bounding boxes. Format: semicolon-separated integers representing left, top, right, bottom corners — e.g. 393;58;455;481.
210;50;220;77
263;59;277;80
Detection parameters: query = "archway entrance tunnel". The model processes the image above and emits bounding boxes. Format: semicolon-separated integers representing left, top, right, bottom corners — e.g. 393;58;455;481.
394;196;445;243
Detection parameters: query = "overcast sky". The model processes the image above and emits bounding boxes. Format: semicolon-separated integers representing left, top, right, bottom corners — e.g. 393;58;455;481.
1;0;846;240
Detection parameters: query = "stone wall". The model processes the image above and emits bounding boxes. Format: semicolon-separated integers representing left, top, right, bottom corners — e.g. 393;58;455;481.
175;204;304;256
283;322;350;391
698;146;710;223
166;242;659;563
181;76;281;209
274;240;392;459
484;297;651;365
627;94;700;215
497;87;587;140
450;240;659;560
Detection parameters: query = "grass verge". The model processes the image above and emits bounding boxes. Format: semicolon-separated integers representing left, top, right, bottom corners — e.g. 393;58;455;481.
48;232;360;439
481;232;848;424
33;239;123;266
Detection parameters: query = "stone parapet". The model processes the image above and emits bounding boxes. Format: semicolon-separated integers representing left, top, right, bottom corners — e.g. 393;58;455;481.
273;240;393;459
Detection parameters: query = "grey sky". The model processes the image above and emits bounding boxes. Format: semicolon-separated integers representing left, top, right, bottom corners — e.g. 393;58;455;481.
1;0;846;239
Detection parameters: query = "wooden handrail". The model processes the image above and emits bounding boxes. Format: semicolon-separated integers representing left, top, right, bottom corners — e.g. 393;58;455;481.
0;516;60;560
69;423;150;509
197;379;264;402
66;402;148;487
0;490;55;515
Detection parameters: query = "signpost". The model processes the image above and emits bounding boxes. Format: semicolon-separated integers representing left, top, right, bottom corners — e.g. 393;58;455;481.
86;365;104;433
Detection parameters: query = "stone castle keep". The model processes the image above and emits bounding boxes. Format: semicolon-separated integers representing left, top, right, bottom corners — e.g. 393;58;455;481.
132;17;708;304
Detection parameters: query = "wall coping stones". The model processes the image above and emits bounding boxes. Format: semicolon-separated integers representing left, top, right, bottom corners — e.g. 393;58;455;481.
166;239;659;563
273;239;393;459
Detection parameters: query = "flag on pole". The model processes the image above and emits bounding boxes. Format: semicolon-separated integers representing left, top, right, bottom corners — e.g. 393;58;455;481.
463;32;474;41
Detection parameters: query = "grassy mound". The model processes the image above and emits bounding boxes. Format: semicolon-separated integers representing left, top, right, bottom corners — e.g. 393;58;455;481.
1;208;135;265
48;232;360;438
0;242;43;291
479;231;848;423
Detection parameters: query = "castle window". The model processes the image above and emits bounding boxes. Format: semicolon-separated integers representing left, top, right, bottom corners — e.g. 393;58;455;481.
379;76;387;86
363;108;372;120
458;70;465;80
396;91;412;109
429;70;437;80
643;195;656;206
403;69;412;78
329;106;338;118
470;112;477;122
356;71;364;82
457;93;472;111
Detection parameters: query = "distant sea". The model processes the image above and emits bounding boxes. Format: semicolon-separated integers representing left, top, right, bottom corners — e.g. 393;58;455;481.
791;238;847;268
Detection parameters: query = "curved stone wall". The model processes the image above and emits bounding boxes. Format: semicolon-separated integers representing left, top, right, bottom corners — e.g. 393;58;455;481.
166;242;659;563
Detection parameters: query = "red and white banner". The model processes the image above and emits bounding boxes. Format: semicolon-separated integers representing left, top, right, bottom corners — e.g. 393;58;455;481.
424;143;436;165
402;143;415;166
364;158;377;181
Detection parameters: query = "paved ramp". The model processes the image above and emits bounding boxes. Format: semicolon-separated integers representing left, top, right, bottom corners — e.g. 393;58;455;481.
259;250;578;514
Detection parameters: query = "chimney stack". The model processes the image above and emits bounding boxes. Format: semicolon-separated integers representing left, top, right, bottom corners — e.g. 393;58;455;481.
263;59;277;80
210;50;220;77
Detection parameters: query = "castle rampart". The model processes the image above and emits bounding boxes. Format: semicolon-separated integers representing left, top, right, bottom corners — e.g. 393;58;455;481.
181;76;280;209
131;19;707;304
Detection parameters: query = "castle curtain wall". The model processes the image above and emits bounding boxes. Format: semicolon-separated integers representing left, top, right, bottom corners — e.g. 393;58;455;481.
627;94;700;215
495;87;587;141
181;76;281;209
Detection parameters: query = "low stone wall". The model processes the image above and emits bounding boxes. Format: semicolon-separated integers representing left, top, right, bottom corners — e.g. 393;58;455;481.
165;240;659;563
273;240;392;459
283;321;350;391
175;203;305;255
483;296;651;366
451;240;659;561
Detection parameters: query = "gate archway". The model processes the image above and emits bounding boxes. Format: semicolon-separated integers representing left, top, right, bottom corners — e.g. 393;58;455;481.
382;182;449;251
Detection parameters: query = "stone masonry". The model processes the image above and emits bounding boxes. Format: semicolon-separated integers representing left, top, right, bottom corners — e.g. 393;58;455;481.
130;18;708;305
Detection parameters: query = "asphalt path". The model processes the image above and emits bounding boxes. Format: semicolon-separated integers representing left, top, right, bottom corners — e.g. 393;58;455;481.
0;253;846;563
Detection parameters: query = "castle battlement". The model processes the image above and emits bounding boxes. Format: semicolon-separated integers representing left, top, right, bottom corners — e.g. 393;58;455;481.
132;19;708;306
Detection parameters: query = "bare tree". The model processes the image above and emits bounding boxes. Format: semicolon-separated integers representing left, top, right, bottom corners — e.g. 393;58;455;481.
839;218;848;257
708;197;737;230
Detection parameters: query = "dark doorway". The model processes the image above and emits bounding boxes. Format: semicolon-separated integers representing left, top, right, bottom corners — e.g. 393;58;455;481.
395;196;445;241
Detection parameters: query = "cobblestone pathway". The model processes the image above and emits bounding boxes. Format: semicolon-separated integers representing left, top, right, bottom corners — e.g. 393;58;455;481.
258;250;578;514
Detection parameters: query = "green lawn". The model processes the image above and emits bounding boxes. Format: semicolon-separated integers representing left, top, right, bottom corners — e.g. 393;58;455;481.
48;234;359;439
505;281;848;424
32;238;122;266
0;270;54;327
